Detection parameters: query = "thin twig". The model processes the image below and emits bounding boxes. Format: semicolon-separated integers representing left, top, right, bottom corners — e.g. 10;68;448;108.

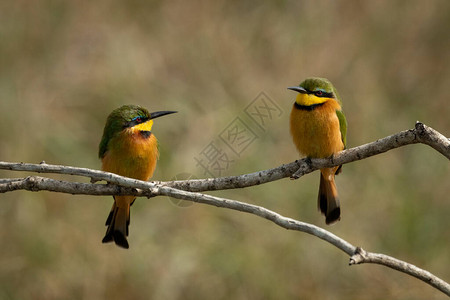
1;122;448;194
350;247;450;295
0;122;449;295
0;175;449;295
159;121;450;191
0;176;140;195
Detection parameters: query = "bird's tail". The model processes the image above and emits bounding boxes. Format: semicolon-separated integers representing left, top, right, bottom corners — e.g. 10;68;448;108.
102;199;130;249
318;169;341;225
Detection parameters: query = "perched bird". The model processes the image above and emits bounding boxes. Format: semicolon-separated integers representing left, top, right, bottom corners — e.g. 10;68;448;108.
99;105;176;248
288;78;347;224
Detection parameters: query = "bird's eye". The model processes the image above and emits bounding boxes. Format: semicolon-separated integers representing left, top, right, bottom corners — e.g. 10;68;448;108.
315;90;324;97
132;116;142;123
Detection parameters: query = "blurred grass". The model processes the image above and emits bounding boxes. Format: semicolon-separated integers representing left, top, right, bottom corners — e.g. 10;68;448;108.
0;0;449;299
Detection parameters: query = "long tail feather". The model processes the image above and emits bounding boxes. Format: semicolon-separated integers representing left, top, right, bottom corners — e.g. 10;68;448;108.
102;203;115;243
318;171;340;224
102;200;130;249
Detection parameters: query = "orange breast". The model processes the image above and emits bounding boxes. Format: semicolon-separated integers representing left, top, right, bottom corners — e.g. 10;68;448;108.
290;99;344;158
101;129;159;181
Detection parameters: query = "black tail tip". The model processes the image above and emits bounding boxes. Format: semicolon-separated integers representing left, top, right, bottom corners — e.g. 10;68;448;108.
325;208;341;225
102;233;114;244
102;231;129;249
113;230;129;249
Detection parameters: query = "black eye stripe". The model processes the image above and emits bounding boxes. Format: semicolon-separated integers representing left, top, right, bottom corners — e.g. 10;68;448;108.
132;115;147;122
304;89;334;98
124;116;150;128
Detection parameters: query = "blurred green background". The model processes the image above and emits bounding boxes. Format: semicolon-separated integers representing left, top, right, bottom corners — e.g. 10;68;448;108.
0;0;449;299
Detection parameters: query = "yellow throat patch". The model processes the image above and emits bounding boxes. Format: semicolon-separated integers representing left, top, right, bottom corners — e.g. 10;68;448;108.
131;119;154;132
296;93;331;106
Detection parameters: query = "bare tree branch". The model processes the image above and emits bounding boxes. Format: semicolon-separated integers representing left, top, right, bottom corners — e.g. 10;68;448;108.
158;121;450;191
0;176;137;195
350;248;450;295
1;122;447;193
1;175;449;295
0;122;449;295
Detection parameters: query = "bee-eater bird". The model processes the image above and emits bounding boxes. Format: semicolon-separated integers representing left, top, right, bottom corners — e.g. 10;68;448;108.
99;105;177;248
288;78;347;224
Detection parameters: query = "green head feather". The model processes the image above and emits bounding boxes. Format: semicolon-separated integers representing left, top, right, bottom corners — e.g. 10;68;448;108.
299;77;342;105
98;105;150;158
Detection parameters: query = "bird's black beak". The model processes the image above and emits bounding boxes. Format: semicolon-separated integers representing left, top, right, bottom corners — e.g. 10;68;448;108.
150;111;177;120
287;86;307;94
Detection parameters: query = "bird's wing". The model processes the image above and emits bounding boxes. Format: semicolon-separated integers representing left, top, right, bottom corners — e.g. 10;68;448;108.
336;110;347;148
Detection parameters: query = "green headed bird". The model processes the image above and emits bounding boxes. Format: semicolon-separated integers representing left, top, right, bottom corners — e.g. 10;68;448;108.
99;105;176;248
288;78;347;224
